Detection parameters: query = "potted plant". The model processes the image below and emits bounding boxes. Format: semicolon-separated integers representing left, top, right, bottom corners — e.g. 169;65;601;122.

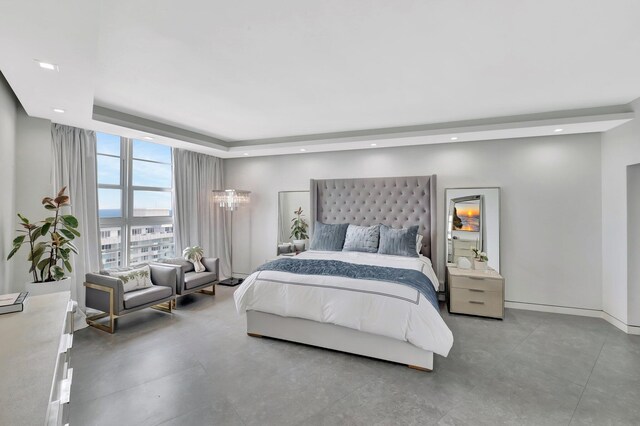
7;187;81;295
472;248;488;270
290;207;309;252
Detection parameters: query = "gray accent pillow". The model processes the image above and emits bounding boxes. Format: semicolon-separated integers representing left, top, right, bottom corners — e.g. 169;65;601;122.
378;225;420;257
309;222;349;251
343;224;380;253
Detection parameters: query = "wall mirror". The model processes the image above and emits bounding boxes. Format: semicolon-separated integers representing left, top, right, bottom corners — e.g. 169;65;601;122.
277;191;310;254
445;187;500;272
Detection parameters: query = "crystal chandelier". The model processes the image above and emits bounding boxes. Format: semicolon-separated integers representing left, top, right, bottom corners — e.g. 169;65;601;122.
211;189;251;211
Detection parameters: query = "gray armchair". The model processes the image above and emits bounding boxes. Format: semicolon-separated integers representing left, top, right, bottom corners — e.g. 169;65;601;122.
154;257;219;306
84;264;176;333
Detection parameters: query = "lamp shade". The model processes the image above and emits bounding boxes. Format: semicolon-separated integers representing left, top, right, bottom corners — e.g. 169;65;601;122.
212;189;251;211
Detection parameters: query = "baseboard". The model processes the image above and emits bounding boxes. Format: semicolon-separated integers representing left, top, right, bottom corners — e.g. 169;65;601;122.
505;300;640;335
505;301;602;318
601;311;640;335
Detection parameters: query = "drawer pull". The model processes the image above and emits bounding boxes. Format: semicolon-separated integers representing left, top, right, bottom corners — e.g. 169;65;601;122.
468;277;484;280
468;289;485;293
469;301;485;305
58;334;73;354
60;368;73;404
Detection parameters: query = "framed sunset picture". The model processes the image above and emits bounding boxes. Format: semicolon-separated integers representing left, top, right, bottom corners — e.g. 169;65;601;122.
452;200;481;232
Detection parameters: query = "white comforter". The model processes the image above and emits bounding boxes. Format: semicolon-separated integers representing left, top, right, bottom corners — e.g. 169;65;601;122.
234;251;454;357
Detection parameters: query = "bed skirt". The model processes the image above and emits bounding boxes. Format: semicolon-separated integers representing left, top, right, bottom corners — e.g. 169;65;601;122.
246;310;434;371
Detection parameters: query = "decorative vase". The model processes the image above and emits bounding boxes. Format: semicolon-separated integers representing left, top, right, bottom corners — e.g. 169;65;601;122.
456;257;472;269
473;260;487;271
293;239;306;252
25;276;71;296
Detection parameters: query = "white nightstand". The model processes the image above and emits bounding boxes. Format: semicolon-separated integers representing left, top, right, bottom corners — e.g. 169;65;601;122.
446;265;504;319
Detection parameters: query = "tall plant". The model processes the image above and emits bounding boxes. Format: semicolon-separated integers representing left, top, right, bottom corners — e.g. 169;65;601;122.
290;207;309;240
7;187;80;282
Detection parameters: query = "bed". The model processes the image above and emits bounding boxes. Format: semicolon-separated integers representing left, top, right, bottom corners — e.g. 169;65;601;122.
234;175;453;371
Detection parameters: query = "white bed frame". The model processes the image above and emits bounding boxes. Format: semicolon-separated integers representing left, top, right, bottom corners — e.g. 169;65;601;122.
247;311;434;371
246;175;438;371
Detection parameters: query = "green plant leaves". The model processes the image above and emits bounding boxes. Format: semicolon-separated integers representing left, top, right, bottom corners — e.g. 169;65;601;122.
37;258;50;271
290;210;309;240
66;242;78;254
51;266;64;280
9;187;79;282
63;226;81;237
59;229;76;240
28;242;47;261
61;215;79;228
7;246;20;260
41;222;51;236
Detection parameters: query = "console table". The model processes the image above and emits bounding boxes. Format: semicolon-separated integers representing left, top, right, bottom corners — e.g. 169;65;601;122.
0;291;76;426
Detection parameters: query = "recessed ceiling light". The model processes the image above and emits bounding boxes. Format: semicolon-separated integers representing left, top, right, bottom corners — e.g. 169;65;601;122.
37;61;58;71
142;136;154;140
243;153;249;156
370;143;377;147
554;128;563;132
300;148;306;152
450;136;458;141
52;108;65;113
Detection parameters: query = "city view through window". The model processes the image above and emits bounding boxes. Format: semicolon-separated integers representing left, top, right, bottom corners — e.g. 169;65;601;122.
97;133;174;269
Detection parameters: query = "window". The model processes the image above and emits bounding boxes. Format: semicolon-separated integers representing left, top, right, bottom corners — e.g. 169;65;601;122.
97;133;174;268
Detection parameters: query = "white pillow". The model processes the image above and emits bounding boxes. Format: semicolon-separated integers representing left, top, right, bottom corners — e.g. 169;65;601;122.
416;234;423;254
190;258;206;273
183;246;206;273
108;265;153;293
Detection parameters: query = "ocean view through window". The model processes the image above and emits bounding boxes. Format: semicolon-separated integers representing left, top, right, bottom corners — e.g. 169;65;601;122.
97;133;174;269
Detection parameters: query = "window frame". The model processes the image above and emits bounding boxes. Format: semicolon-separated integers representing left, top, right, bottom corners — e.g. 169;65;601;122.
97;135;174;269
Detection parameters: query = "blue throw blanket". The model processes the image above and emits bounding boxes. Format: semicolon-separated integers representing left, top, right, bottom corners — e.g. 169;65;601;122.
255;258;439;310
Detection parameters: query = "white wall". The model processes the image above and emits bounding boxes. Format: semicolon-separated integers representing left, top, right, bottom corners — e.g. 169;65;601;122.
627;163;640;327
226;133;603;311
11;108;52;287
0;74;18;293
601;98;640;327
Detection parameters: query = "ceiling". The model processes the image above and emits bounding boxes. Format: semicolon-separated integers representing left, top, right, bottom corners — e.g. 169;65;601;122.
1;0;639;158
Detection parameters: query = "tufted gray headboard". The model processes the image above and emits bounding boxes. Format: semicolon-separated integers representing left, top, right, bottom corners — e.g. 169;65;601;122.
310;175;437;271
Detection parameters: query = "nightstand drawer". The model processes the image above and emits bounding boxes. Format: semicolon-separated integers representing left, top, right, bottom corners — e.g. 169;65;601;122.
449;275;502;292
450;288;503;318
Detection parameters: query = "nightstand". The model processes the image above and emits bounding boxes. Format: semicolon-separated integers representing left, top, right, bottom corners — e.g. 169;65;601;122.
446;265;504;319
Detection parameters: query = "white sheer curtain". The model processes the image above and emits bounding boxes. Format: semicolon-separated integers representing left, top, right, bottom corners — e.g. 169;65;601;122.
173;149;230;278
51;124;101;328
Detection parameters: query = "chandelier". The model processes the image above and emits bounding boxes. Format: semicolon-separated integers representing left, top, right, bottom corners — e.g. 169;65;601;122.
212;189;251;211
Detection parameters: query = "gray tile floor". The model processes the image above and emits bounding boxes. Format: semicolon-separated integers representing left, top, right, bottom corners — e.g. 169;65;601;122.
70;285;640;426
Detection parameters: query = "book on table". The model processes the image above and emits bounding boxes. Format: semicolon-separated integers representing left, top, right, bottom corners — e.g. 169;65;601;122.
0;292;28;315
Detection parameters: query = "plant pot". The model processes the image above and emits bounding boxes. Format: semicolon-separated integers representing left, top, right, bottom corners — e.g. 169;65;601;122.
473;260;487;271
25;277;71;296
293;239;306;252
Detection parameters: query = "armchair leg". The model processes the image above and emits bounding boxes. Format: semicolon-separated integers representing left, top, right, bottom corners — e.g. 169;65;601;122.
199;284;216;296
151;300;173;313
86;311;116;334
85;282;116;334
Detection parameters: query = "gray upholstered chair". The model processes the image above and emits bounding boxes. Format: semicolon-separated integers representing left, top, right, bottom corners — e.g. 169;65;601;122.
84;264;176;333
153;257;219;306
